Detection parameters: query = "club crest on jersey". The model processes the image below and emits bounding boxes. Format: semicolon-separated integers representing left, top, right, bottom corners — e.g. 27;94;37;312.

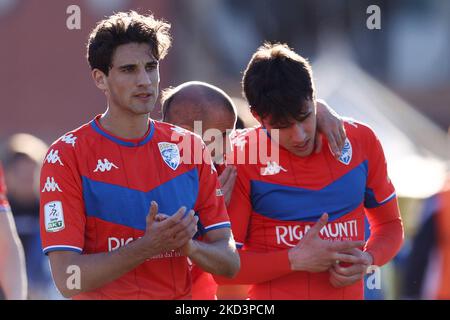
158;142;180;170
338;138;352;165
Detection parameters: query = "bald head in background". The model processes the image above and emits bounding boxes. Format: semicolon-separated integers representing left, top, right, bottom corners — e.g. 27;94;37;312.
161;81;237;163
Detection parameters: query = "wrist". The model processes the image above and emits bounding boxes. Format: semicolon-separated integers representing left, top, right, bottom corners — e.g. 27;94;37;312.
182;239;198;258
129;237;156;261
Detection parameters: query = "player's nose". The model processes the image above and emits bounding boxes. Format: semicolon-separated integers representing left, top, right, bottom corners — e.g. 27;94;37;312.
136;68;152;87
290;123;308;143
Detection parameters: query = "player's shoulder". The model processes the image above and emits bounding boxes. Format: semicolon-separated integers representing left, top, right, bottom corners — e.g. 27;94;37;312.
154;120;204;144
343;118;378;141
231;126;261;150
46;121;93;157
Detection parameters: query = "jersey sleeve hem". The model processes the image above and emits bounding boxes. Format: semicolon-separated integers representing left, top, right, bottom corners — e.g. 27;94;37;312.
43;245;83;255
203;221;231;233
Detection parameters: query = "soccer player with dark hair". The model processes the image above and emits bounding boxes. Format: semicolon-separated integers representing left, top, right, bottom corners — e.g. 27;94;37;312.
161;81;351;299
39;11;239;300
214;43;404;299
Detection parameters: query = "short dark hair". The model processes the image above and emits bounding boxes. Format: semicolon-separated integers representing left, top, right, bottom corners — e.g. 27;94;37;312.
87;11;171;75
242;43;315;126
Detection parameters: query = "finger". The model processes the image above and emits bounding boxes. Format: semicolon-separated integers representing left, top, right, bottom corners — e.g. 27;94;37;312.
331;240;365;252
146;201;159;229
314;132;322;154
338;124;347;149
307;213;328;237
159;206;187;228
168;210;196;234
155;213;169;222
327;132;340;159
329;267;346;288
334;252;367;265
339;247;363;256
334;268;363;285
172;220;198;245
333;263;366;277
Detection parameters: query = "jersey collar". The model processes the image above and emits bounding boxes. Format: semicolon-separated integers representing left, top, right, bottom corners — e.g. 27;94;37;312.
90;115;155;147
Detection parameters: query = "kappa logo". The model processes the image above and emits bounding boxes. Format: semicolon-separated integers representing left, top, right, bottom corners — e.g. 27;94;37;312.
158;142;180;170
60;133;77;146
45;149;64;166
94;159;119;172
338;138;352;165
261;161;287;176
42;177;62;192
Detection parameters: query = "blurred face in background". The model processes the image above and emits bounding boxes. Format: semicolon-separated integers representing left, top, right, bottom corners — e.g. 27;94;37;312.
202;106;236;164
4;155;40;205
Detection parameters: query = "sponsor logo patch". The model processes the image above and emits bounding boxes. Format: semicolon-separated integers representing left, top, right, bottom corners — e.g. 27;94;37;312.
44;201;65;232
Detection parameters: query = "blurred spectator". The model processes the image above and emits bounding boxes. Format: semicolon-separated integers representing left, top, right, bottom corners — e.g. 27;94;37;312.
0;162;27;299
1;134;61;299
401;174;450;299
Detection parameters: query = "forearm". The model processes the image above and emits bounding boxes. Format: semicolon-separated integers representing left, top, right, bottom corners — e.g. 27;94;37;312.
214;249;292;285
52;237;155;297
0;238;27;299
187;239;239;278
365;198;404;266
365;219;404;266
0;212;27;300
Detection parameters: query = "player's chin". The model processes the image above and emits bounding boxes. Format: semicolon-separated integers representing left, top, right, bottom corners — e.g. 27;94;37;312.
290;142;314;157
129;101;155;115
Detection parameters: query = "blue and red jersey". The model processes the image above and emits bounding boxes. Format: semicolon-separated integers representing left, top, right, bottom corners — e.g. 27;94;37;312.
227;120;396;299
39;115;230;299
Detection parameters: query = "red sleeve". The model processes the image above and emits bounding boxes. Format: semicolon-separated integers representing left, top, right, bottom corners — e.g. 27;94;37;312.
0;163;10;213
361;125;404;266
363;125;396;208
194;139;230;233
214;249;292;285
226;161;252;249
40;139;86;254
364;197;404;266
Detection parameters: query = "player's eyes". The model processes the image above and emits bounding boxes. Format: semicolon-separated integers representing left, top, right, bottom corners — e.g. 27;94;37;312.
121;67;135;73
146;64;158;71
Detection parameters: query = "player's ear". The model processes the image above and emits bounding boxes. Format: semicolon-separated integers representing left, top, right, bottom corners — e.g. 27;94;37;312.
92;69;108;92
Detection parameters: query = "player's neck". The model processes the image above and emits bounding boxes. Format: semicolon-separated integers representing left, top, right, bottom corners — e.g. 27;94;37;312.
99;107;150;140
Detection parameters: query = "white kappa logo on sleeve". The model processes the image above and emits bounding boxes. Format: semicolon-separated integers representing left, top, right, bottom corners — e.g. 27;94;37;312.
44;201;65;232
60;134;77;146
45;149;64;166
42;177;62;192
